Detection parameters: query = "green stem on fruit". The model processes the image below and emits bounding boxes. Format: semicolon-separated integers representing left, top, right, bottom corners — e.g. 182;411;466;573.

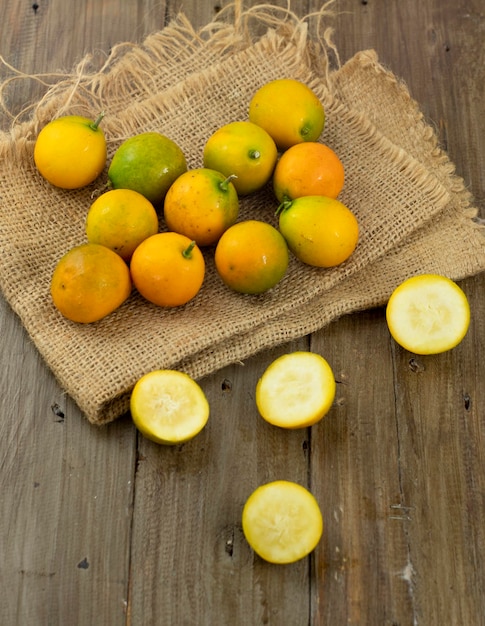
275;196;293;216
248;149;261;160
219;174;238;192
90;111;105;131
182;241;197;259
300;125;310;138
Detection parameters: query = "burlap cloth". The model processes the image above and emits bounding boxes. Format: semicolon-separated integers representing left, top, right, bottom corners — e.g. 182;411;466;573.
1;3;484;424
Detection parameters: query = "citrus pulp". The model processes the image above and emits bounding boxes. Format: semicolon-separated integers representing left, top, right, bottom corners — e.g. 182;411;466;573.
256;351;336;428
130;369;210;445
242;480;323;564
386;274;470;354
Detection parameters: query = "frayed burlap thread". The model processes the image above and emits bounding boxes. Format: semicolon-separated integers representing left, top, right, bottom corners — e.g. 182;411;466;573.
0;4;484;424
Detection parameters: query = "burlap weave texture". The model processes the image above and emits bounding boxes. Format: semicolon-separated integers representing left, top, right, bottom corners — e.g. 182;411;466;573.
0;5;484;424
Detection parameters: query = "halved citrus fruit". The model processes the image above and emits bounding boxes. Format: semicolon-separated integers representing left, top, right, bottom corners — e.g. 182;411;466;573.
242;480;323;564
386;274;470;354
130;370;210;445
255;351;336;428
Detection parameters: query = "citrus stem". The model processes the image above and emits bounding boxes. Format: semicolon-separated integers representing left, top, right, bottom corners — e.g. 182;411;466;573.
90;111;105;131
182;241;197;259
275;196;293;216
249;149;261;160
219;174;238;192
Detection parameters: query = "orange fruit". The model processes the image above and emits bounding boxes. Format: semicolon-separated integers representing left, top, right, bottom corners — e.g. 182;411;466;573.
248;78;325;150
50;242;132;323
386;274;471;354
108;132;187;206
130;232;205;307
256;352;336;429
203;121;278;195
278;195;359;268
164;168;239;246
34;113;107;189
86;188;159;262
214;220;289;294
242;480;323;564
130;369;210;445
273;142;344;203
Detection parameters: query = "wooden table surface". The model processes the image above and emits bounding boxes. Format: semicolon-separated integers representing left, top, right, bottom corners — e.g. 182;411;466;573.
1;1;484;624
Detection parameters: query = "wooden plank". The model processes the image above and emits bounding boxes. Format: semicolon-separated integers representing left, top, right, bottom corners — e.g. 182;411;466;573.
317;1;485;623
0;295;137;623
310;311;413;625
0;2;164;624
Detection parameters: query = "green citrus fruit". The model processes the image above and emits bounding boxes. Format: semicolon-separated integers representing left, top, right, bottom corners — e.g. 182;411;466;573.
108;132;187;206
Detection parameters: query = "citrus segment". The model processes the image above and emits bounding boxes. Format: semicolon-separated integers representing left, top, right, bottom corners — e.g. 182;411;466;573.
242;480;323;564
130;370;210;445
386;274;470;354
256;351;336;428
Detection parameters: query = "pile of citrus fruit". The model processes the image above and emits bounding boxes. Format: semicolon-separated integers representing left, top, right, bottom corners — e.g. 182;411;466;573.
34;77;472;564
35;77;359;322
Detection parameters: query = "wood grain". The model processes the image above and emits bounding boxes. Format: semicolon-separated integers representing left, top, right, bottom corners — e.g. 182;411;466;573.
1;1;484;624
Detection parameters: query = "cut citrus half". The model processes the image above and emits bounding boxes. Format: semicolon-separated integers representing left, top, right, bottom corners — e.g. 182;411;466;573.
386;274;470;355
242;480;323;564
130;370;209;445
255;351;336;429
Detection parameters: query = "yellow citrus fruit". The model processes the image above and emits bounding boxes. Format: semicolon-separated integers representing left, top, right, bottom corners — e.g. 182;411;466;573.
164;168;239;246
108;132;187;206
86;189;159;262
130;232;205;307
50;242;132;323
273;142;345;203
130;369;210;445
386;274;470;354
214;220;289;294
255;351;336;428
34;113;107;189
242;480;323;564
248;78;325;150
203;121;278;195
278;196;359;268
